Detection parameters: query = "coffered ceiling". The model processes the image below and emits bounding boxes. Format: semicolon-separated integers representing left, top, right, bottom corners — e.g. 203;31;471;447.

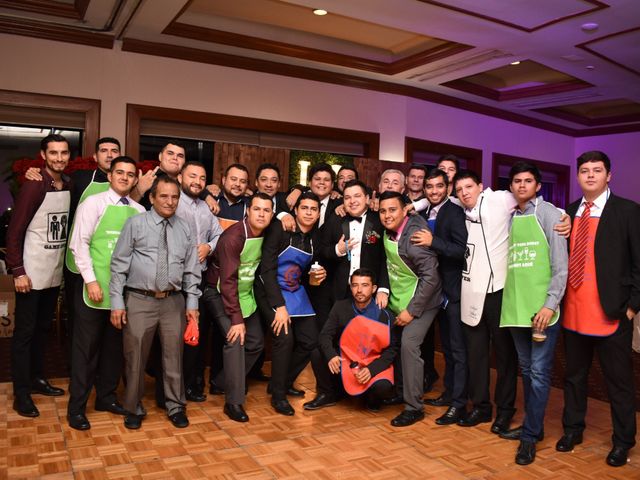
1;0;639;136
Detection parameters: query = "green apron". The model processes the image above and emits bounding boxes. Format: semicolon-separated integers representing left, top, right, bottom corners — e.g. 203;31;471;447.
83;204;140;309
500;199;559;328
66;171;110;272
237;223;264;318
383;232;419;315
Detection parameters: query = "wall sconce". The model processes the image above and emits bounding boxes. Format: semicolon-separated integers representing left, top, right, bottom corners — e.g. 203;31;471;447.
298;160;311;185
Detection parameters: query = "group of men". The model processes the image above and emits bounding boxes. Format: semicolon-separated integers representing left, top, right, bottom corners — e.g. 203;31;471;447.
6;134;638;469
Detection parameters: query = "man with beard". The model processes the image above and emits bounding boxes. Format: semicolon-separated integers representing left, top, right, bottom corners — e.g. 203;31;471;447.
67;156;145;430
411;169;468;425
205;193;274;422
7;134;72;417
175;161;223;402
215;163;250;231
378;191;442;427
335;165;358;195
304;179;389;410
132;141;186;210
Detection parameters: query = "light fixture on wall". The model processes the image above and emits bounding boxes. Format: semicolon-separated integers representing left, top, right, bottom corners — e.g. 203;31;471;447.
313;9;328;16
298;160;311;185
510;60;521;65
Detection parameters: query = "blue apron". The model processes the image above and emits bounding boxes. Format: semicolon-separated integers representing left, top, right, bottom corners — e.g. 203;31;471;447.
277;240;314;317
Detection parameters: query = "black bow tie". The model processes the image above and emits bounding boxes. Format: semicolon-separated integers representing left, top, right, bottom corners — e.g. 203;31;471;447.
346;215;363;223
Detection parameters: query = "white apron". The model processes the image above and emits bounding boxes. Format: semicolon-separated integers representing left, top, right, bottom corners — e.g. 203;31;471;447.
23;190;71;290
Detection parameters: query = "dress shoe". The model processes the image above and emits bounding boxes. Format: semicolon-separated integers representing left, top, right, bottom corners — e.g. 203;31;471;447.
423;371;439;394
606;446;629;467
425;395;451;407
124;413;144;430
490;414;513;435
555;433;583;452
209;383;225;395
31;378;64;396
224;403;249;422
365;399;382;412
13;396;39;417
169;409;189;428
435;406;465;425
381;394;404;406
391;409;425;427
67;413;91;430
186;388;206;402
499;426;544;442
457;408;491;427
515;440;536;466
303;393;336;411
271;399;295;416
287;387;305;397
248;370;271;382
95;400;128;416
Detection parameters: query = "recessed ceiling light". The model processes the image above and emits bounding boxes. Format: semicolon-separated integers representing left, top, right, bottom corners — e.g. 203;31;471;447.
586;65;595;70
313;9;328;16
581;22;599;32
510;61;521;65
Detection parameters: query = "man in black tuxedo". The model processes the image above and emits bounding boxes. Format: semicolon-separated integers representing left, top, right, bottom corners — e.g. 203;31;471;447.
557;151;640;467
412;168;468;425
304;179;389;409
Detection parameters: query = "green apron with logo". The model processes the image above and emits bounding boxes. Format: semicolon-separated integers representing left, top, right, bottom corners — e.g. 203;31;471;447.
500;199;559;328
383;232;419;315
66;171;110;272
237;223;264;319
83;204;140;309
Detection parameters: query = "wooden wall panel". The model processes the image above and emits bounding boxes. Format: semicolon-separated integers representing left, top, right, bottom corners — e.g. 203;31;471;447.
213;143;291;190
353;158;411;192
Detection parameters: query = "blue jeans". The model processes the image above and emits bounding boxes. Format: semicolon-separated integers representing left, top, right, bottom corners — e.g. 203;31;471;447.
509;321;560;442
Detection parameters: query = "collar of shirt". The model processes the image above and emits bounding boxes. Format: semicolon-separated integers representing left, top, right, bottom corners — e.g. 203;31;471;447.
390;215;410;240
514;196;540;216
106;187;132;205
353;299;380;319
150;208;175;226
41;167;71;191
465;189;489;221
320;197;330;209
428;198;448;220
349;211;367;223
180;190;199;207
579;188;609;214
218;193;245;206
94;168;109;182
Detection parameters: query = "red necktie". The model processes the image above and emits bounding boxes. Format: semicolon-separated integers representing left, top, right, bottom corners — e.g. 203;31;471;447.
567;201;593;289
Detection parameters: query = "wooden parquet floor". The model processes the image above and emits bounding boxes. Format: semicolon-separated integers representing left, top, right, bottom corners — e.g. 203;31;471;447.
1;358;639;479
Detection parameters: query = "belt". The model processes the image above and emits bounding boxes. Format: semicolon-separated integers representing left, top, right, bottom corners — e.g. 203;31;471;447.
127;287;180;299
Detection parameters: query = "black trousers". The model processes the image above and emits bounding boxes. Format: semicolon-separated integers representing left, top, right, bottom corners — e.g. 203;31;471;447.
182;282;215;391
63;268;81;364
436;301;468;408
67;282;123;415
420;324;439;381
562;320;637;449
462;290;518;418
11;287;60;398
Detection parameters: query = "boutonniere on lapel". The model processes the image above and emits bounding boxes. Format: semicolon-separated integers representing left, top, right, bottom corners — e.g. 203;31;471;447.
365;230;380;245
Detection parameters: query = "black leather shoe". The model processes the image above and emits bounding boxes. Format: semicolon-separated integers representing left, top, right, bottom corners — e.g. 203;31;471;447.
67;413;90;430
515;440;536;466
209;383;225;395
13;397;39;417
224;403;249;422
381;394;404;406
365;398;382;412
425;395;451;407
169;410;189;428
303;393;336;411
287;387;305;397
124;414;144;430
271;399;295;416
31;378;64;396
95;400;128;416
186;388;206;402
423;371;439;394
490;414;513;435
391;409;425;427
606;446;629;467
499;426;545;442
555;433;583;452
435;406;465;425
457;408;491;427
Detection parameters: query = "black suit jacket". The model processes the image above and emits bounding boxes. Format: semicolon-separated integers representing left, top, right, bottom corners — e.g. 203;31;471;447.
273;191;291;217
320;209;389;301
567;193;640;319
427;200;468;303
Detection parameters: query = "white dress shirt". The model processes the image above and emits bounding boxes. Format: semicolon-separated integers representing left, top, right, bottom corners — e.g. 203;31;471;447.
576;188;609;219
176;190;223;269
70;188;145;284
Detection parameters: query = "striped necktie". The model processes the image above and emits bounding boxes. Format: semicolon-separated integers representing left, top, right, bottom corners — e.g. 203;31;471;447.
155;219;169;291
567;201;593;289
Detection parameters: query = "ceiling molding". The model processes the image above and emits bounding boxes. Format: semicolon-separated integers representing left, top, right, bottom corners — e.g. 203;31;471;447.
0;0;84;20
443;78;594;102
534;106;640;126
122;37;581;136
576;26;640;77
572;122;640;136
0;14;114;48
163;21;473;75
417;0;609;33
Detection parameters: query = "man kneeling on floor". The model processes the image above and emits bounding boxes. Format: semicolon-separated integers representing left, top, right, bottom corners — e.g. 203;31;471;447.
307;268;399;411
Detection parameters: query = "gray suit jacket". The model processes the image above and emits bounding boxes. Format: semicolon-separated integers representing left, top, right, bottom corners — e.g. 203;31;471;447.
397;215;442;317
